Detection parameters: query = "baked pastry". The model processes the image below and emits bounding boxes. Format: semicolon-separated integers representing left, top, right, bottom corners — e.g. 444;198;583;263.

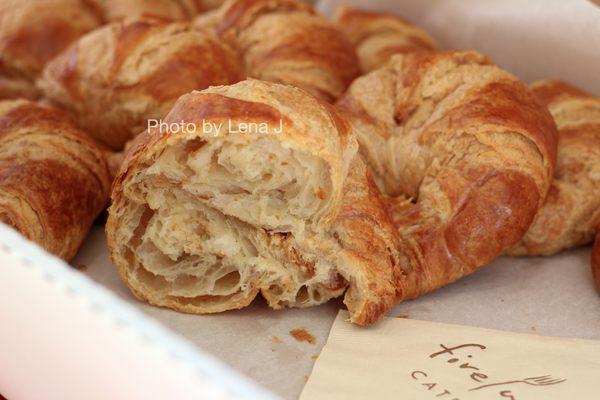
106;79;402;325
507;80;600;256
38;17;245;150
215;0;360;102
0;100;110;261
86;0;224;22
338;51;557;299
0;0;100;99
334;5;437;73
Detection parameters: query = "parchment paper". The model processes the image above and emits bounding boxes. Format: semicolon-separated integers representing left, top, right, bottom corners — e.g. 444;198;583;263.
75;224;600;400
74;1;600;399
301;311;600;400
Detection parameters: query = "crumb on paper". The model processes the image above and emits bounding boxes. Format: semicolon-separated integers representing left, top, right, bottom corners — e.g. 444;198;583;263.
272;335;283;344
531;325;537;332
311;354;318;360
76;264;87;271
271;348;276;352
290;328;316;345
395;314;409;319
304;375;309;382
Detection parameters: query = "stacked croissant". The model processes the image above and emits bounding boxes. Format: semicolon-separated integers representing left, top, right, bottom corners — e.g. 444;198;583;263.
1;0;599;325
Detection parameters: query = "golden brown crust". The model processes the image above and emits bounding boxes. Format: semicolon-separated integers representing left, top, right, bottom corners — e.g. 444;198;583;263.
215;0;359;102
507;80;600;256
333;5;437;73
106;79;399;325
0;0;100;90
0;100;110;261
38;17;245;150
338;51;557;299
592;233;600;293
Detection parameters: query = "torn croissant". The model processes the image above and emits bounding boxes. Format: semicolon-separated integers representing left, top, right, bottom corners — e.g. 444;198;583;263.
106;79;402;325
333;5;438;73
0;100;110;261
507;80;600;256
107;52;560;324
338;51;557;299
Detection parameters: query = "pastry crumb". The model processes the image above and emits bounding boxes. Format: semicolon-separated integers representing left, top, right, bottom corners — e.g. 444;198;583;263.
304;375;309;382
531;325;537;332
272;335;282;344
395;314;409;319
311;354;318;360
271;348;276;352
76;264;87;271
290;328;315;344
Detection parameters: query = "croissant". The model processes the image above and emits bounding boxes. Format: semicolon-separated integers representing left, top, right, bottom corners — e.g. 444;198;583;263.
0;0;100;99
214;0;360;102
338;51;557;299
0;99;110;261
38;17;245;150
507;80;600;256
333;5;437;74
86;0;223;22
106;79;402;325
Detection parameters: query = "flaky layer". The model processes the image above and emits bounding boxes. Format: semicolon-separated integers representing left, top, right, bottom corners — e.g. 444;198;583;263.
107;80;401;325
334;6;437;73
